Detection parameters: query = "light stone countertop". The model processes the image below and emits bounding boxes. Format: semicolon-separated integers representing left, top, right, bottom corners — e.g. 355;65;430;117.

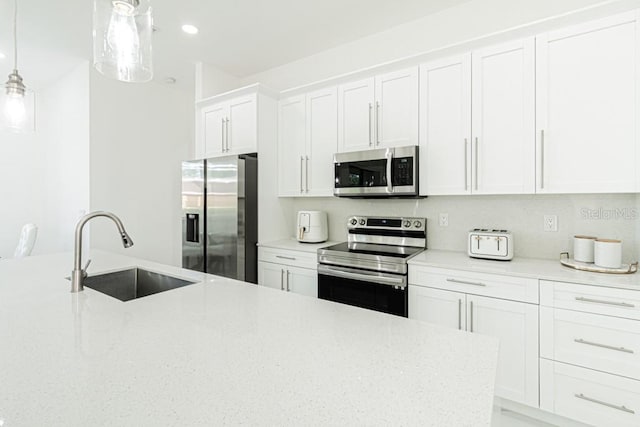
409;249;640;291
0;250;498;426
258;238;338;253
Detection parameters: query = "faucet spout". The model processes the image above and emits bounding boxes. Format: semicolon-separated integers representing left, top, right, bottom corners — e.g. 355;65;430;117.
71;211;134;293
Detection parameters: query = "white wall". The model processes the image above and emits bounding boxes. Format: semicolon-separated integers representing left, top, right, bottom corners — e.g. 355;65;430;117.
89;70;193;266
196;62;243;100
0;61;90;259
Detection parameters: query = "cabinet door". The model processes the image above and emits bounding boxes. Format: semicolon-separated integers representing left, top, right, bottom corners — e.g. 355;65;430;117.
286;265;318;298
202;102;227;158
257;261;284;291
408;286;466;330
278;95;306;196
472;39;535;194
227;94;257;155
337;77;375;152
536;11;640;193
419;55;472;195
375;67;419;148
306;87;337;197
468;295;539;407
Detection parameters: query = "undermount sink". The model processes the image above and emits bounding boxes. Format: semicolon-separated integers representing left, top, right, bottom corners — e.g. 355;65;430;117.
81;268;198;302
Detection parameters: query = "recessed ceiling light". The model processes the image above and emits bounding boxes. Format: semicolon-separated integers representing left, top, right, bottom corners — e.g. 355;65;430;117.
182;24;199;35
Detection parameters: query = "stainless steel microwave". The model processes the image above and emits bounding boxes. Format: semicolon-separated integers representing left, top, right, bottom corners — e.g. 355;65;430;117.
333;146;418;197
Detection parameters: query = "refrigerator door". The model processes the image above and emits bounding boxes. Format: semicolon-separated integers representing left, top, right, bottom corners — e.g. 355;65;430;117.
182;160;206;272
206;156;240;279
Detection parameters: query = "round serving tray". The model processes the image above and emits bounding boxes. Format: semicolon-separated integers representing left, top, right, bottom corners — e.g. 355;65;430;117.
560;252;638;274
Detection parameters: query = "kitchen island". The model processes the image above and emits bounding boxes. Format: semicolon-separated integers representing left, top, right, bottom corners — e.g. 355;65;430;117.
0;251;498;426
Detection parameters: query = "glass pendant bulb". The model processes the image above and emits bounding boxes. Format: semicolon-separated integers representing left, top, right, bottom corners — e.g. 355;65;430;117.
93;0;153;83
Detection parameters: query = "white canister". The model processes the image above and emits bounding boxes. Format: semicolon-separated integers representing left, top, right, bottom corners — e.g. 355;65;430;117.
594;239;622;269
573;235;597;263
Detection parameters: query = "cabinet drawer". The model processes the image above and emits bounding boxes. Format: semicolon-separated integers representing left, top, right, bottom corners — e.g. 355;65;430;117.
258;247;317;270
540;359;640;427
541;307;640;380
409;266;538;303
540;280;640;320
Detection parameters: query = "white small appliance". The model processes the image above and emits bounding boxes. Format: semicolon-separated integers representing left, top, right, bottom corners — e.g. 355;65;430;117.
297;211;328;243
468;229;514;261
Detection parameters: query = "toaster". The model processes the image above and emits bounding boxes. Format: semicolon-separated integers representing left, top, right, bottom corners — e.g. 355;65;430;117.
297;211;328;243
468;229;514;261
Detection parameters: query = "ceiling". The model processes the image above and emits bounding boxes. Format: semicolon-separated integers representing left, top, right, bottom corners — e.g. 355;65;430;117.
0;0;470;91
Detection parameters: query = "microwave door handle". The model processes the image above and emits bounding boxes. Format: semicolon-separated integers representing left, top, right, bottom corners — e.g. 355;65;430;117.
386;149;393;194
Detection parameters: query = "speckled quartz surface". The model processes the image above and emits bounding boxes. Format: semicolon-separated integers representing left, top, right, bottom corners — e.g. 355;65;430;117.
0;250;498;426
409;250;640;291
258;238;338;253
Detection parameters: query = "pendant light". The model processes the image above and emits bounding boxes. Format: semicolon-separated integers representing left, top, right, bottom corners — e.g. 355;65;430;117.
93;0;153;83
0;0;35;133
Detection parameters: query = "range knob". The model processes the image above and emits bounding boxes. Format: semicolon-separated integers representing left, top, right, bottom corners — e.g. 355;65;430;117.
350;218;358;226
414;221;422;228
359;219;366;226
403;220;411;228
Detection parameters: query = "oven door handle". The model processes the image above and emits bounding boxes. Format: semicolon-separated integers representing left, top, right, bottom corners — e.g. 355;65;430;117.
318;264;406;288
385;148;394;194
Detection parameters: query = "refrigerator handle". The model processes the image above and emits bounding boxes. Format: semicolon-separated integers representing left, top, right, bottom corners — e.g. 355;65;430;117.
185;213;200;243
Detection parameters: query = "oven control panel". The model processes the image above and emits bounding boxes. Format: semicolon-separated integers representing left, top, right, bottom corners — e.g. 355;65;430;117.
347;216;426;232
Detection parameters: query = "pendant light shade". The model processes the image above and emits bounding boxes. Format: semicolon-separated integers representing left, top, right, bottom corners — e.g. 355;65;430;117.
93;0;153;83
0;0;35;133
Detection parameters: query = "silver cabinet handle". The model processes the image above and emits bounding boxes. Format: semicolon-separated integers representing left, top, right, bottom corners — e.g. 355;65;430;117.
458;299;462;330
276;255;296;261
470;301;474;333
300;156;304;193
575;296;635;308
305;156;309;193
225;118;230;152
280;269;284;291
464;138;468;191
540;129;545;189
221;118;226;153
574;338;634;354
286;270;291;292
368;103;373;146
375;101;381;146
474;137;479;191
574;393;635;414
447;278;487;287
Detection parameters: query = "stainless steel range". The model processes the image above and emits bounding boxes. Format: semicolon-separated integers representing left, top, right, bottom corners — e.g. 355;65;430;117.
317;216;427;317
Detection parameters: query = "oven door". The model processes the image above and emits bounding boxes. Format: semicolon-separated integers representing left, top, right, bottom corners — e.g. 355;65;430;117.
317;264;408;317
333;146;418;197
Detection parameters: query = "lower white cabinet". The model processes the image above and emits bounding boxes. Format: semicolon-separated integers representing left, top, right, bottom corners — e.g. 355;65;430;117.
257;247;318;298
408;272;539;408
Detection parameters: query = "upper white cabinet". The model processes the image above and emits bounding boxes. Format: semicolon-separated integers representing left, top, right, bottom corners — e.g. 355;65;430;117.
278;87;337;197
195;84;276;159
338;67;418;152
536;11;640;193
420;39;535;196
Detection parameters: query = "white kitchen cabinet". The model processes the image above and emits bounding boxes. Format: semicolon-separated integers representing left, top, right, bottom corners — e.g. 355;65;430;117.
419;39;534;196
258;247;318;298
419;54;472;195
471;39;535;194
278;95;306;196
195;84;275;159
278;87;337;197
338;67;418;153
408;267;539;408
535;11;640;193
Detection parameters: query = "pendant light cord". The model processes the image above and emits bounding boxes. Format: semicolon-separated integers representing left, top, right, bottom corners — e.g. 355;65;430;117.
13;0;18;70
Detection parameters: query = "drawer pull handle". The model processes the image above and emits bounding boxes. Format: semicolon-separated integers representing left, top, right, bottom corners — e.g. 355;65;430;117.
574;393;635;414
574;338;634;354
276;255;296;261
575;296;635;308
447;278;486;287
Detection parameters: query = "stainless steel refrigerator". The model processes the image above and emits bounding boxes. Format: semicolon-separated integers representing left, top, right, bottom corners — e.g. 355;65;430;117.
181;154;258;283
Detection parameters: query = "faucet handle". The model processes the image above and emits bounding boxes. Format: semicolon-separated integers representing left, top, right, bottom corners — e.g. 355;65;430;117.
82;259;92;278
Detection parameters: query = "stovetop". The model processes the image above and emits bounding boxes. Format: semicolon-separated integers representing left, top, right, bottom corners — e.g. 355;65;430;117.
321;242;425;259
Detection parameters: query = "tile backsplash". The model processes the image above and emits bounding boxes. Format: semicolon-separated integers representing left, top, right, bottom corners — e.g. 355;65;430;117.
287;194;640;262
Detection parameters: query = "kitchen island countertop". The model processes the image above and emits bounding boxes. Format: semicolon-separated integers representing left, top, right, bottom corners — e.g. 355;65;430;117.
0;250;498;426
